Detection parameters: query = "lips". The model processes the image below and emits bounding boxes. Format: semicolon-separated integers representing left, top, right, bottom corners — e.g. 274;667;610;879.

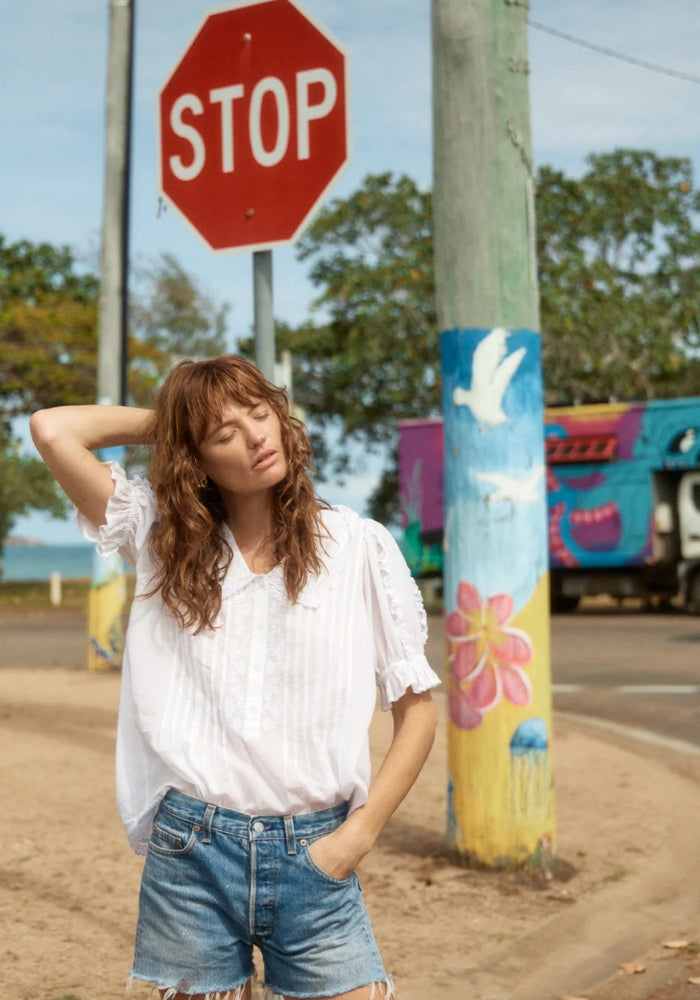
252;449;277;471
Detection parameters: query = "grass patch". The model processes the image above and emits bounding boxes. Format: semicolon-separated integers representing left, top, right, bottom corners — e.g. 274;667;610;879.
0;576;136;611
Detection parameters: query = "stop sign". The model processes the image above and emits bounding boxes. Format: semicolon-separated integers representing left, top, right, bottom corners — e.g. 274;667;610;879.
158;0;350;252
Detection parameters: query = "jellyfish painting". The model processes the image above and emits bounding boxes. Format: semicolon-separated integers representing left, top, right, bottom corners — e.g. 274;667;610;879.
509;717;551;823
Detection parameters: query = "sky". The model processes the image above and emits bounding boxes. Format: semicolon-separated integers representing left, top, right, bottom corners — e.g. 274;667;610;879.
3;0;699;543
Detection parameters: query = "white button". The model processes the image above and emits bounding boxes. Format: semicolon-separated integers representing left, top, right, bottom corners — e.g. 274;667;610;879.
253;820;265;833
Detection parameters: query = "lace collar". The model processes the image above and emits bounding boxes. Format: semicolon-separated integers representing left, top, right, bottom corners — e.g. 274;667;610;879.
219;506;357;607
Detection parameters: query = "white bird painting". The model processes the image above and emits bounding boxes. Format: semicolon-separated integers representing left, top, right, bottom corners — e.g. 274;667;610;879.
477;465;544;504
452;327;526;430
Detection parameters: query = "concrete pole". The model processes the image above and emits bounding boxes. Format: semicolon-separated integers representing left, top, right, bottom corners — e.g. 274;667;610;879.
254;249;275;381
432;0;555;866
88;0;134;672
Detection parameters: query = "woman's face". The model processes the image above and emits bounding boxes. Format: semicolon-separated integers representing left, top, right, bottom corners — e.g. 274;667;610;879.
197;399;288;498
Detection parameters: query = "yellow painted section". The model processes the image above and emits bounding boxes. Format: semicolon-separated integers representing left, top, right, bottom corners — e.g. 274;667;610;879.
87;574;126;672
448;572;555;866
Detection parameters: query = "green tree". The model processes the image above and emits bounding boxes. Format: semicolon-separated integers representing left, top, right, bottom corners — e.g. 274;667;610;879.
128;253;229;405
0;429;70;565
0;237;97;552
0;237;229;546
0;236;99;417
0;238;231;418
275;172;438;521
537;150;700;403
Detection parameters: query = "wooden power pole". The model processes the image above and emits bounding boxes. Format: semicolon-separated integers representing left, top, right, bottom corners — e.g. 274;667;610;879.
432;0;555;866
88;0;134;672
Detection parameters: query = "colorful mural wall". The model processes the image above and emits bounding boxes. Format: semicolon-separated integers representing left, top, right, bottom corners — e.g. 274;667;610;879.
546;401;700;570
439;326;554;866
401;398;700;578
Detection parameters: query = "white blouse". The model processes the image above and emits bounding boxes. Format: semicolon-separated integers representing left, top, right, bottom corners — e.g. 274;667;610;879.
79;464;440;855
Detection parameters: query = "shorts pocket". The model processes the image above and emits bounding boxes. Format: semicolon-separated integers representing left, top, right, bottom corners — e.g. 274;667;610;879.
148;807;197;857
301;837;356;886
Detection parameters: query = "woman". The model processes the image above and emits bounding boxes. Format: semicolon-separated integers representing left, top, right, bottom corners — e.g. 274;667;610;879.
30;355;439;1000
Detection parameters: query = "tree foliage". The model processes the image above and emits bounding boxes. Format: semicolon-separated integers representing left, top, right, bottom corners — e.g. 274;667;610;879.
128;252;229;406
281;155;700;522
0;238;230;417
0;429;70;558
275;172;437;516
0;236;229;545
538;150;700;403
0;236;99;417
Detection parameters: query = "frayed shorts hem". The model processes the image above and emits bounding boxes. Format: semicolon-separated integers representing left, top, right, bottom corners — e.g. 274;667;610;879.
260;975;395;999
126;973;394;999
126;971;252;999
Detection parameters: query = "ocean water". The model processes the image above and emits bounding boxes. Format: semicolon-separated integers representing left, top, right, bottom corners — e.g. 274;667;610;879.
1;544;96;582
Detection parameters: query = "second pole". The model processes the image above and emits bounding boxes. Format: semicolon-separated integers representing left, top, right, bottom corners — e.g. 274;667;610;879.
253;250;275;381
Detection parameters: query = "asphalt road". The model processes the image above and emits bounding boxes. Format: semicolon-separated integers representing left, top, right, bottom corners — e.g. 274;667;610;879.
550;604;700;747
2;601;699;746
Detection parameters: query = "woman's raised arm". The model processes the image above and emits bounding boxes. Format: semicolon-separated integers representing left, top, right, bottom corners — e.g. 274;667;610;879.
30;405;152;528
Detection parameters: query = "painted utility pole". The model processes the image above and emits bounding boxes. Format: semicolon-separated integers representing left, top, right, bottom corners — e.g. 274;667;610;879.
88;0;134;672
432;0;555;866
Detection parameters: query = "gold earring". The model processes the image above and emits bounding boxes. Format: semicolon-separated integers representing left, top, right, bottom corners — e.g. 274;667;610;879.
196;469;207;488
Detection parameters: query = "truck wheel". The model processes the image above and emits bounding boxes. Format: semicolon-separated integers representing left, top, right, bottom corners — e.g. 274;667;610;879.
687;573;700;615
551;594;580;613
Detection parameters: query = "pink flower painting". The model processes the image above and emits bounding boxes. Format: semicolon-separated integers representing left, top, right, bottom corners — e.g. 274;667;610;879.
446;581;533;730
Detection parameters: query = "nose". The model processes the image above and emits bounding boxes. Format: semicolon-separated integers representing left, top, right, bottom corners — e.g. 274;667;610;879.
246;421;265;447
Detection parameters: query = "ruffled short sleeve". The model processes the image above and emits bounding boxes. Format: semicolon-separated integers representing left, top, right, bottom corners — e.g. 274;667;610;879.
76;462;157;569
363;519;441;710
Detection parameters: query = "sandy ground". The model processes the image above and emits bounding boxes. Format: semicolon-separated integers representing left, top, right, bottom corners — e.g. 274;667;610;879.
3;661;699;1000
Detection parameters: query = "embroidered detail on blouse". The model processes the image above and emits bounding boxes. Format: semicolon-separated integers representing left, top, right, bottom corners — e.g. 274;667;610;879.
364;519;429;650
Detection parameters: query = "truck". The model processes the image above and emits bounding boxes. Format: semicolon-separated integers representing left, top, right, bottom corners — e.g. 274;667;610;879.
398;397;700;612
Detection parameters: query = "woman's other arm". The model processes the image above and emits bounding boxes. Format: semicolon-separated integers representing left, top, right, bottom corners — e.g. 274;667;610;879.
309;688;438;879
30;405;152;527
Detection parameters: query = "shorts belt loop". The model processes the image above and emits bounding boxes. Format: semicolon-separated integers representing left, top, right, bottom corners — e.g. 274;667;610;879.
202;803;216;844
283;814;296;855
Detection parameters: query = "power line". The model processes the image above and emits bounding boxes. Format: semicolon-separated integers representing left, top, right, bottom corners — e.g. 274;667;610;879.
528;18;700;86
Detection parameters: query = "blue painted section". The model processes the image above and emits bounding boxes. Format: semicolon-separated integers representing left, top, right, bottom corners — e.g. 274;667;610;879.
439;327;548;616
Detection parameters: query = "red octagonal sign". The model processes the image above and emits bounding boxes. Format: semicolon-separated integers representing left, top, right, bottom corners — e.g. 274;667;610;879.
158;0;350;252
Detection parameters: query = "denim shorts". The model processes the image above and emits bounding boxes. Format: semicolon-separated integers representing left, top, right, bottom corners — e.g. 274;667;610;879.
129;789;391;999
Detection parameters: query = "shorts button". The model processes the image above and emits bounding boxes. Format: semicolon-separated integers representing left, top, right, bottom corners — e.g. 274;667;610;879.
253;820;265;833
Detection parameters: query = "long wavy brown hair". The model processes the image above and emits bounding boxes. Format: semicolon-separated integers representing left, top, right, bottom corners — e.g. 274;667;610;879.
144;355;329;633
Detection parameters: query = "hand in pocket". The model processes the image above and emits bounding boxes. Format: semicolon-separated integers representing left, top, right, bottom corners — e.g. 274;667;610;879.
308;829;356;881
